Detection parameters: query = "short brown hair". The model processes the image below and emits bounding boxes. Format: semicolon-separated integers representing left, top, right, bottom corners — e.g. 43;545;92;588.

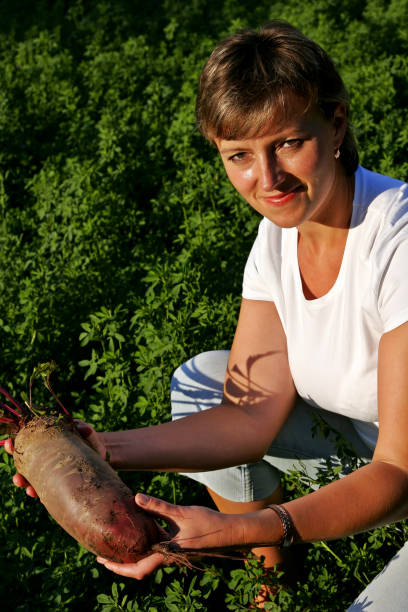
196;21;358;174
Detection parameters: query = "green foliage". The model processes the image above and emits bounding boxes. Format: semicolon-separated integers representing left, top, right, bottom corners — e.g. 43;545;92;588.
0;0;407;609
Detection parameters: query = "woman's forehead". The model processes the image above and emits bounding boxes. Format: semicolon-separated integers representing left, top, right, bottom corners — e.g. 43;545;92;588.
212;95;318;143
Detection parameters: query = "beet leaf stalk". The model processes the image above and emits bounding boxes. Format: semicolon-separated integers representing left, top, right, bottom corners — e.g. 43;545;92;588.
29;361;73;422
0;387;27;443
0;361;73;444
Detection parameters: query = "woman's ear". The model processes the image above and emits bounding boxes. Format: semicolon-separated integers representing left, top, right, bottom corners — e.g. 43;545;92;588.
332;103;348;149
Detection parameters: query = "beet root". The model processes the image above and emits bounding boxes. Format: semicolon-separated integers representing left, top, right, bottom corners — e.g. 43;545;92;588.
13;415;160;562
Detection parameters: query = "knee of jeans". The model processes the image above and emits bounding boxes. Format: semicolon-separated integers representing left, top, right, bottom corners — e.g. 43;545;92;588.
170;351;229;421
170;358;193;418
171;351;229;383
170;354;201;394
170;362;185;395
180;461;281;503
170;356;201;421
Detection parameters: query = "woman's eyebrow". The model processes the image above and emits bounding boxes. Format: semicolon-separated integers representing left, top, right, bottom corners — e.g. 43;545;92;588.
218;145;249;153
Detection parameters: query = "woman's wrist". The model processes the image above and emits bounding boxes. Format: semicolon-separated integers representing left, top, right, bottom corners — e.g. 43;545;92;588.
266;504;299;547
101;429;150;470
230;507;286;549
100;432;124;468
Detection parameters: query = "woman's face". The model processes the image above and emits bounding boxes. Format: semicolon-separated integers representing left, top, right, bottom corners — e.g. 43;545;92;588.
215;101;348;229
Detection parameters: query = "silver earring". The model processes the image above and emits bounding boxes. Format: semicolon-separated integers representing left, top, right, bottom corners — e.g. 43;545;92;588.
334;148;340;159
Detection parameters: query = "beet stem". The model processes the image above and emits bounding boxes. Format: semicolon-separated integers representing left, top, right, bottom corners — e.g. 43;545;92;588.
29;361;73;421
0;415;17;424
0;386;23;415
45;375;72;420
0;401;22;424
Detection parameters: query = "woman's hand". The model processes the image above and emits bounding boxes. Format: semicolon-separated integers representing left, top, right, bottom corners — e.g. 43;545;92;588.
4;438;38;498
96;493;239;579
75;420;108;460
4;420;108;498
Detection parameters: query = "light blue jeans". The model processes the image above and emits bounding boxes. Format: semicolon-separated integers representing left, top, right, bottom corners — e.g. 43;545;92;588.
170;350;408;611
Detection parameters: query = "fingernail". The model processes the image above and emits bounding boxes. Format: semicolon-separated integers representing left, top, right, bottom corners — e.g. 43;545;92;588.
137;493;150;505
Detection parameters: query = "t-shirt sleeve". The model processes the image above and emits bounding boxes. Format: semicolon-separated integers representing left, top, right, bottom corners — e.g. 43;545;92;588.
377;185;408;333
378;238;408;333
242;219;279;302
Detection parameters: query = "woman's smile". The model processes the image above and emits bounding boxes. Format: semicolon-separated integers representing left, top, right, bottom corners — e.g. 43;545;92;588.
262;184;304;207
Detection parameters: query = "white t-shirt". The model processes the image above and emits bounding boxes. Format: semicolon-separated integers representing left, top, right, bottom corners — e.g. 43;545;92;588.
242;166;408;449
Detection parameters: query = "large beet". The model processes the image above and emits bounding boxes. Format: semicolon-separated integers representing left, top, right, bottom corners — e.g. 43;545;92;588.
13;415;160;562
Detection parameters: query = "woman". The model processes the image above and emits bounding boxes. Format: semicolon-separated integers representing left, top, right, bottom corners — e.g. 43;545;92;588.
7;21;408;609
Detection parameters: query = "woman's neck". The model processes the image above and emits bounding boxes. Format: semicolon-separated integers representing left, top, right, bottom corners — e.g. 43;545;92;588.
297;171;355;254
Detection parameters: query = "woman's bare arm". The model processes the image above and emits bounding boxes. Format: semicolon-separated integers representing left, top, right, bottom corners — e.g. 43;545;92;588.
101;298;296;471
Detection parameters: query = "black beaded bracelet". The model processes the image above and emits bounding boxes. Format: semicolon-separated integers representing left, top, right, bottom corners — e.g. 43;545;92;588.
267;504;298;548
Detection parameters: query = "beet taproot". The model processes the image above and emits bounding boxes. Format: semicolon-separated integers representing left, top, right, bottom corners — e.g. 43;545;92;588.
13;415;160;562
1;369;245;570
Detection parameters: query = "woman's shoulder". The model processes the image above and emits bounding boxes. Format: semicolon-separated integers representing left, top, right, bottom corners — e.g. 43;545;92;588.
354;166;408;233
349;168;408;332
354;167;408;289
356;165;405;191
242;217;288;302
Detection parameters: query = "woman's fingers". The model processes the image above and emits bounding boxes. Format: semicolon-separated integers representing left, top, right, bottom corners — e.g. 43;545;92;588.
24;485;39;498
135;493;184;538
74;420;108;460
12;473;38;497
7;442;38;497
12;473;29;487
73;419;94;438
96;552;165;580
4;438;14;454
135;493;183;520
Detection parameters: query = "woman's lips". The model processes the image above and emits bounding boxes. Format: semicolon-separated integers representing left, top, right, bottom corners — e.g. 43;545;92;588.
262;188;299;207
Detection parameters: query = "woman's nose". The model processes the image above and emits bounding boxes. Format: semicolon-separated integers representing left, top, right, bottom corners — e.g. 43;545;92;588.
259;153;282;191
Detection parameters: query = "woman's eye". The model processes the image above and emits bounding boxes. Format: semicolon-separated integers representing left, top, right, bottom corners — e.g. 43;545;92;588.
229;152;248;162
280;139;303;150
